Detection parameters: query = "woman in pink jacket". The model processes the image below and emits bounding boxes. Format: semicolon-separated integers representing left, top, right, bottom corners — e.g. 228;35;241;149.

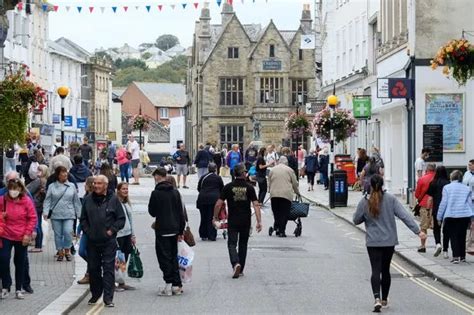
0;178;37;300
116;145;130;183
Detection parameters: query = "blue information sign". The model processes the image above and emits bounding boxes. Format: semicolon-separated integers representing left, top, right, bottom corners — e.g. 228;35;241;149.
53;114;60;124
77;118;88;129
64;116;73;127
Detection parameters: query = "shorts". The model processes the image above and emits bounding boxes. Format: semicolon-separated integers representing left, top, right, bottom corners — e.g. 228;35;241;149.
420;207;432;231
176;164;188;176
131;159;140;169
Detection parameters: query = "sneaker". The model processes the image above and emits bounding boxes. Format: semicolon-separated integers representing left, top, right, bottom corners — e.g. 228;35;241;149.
239;272;245;277
104;301;115;308
232;264;241;279
172;286;183;296
433;244;442;257
22;285;34;294
88;297;99;305
443;251;449;259
114;286;125;292
183;186;189;189
158;284;172;296
373;298;382;312
15;291;24;300
1;289;9;299
77;274;90;285
417;247;426;253
451;258;460;264
381;299;389;309
460;258;466;263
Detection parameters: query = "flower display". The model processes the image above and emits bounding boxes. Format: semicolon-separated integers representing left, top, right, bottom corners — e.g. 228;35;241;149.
128;114;151;131
431;38;474;85
284;112;312;138
313;107;357;143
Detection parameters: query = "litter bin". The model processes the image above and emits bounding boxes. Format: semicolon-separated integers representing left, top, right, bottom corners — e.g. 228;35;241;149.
337;162;356;186
329;169;348;208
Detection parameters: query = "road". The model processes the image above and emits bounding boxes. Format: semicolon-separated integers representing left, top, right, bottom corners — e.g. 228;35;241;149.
70;177;474;315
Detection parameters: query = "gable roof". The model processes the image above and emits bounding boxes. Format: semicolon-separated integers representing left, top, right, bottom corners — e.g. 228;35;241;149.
55;37;91;59
133;82;186;108
248;20;292;58
48;40;87;63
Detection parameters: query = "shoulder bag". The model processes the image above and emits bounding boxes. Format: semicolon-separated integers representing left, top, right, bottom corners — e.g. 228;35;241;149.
289;195;310;220
412;190;427;217
47;185;69;219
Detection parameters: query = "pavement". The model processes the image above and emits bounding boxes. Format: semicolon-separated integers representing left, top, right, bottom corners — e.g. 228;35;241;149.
67;175;474;315
298;178;474;298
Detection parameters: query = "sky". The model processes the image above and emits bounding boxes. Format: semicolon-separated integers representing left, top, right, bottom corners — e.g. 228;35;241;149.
49;0;313;52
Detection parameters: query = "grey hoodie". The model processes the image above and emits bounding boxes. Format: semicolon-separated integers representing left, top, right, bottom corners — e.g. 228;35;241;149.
353;193;420;247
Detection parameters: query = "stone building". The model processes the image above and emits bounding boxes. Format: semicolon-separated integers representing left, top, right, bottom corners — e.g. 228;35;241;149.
187;3;316;155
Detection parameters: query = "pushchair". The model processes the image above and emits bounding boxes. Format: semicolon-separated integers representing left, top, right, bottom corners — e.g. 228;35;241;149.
268;197;309;237
214;202;228;239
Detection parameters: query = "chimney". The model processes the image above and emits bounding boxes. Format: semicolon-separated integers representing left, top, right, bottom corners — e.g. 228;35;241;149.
221;1;234;25
300;3;313;33
198;2;212;63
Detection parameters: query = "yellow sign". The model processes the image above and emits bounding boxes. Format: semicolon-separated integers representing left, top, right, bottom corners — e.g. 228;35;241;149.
108;131;117;141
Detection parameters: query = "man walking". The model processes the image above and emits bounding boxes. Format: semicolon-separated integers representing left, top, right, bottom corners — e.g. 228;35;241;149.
148;167;186;296
213;163;262;278
79;137;93;168
462;159;474;199
414;163;436;253
127;135;141;185
194;144;211;179
174;144;190;188
80;175;125;307
414;148;431;182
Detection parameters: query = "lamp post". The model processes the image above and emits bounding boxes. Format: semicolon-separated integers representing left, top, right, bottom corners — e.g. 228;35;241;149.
139;104;143;149
294;93;303;182
57;86;69;147
327;93;339;208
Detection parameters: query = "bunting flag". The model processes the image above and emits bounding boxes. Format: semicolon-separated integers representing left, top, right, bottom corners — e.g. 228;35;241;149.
100;7;105;13
53;5;58;12
65;6;71;11
123;6;128;12
17;2;23;11
170;4;175;9
89;6;94;13
216;0;222;6
182;3;187;9
112;6;117;12
77;6;82;13
146;5;151;12
228;0;233;5
42;4;48;12
193;2;199;9
158;4;163;11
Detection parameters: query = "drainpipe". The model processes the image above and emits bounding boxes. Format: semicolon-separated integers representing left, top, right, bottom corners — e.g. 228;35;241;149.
406;55;415;204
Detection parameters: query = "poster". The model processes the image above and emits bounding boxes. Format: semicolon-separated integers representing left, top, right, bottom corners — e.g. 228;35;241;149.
425;93;464;152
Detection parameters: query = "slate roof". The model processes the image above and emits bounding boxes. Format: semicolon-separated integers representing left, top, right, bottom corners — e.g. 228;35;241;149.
133;82;186;108
48;40;87;63
54;37;91;60
280;31;298;45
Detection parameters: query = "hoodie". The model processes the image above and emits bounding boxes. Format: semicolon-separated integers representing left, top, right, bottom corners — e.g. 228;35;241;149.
70;163;92;183
148;181;185;236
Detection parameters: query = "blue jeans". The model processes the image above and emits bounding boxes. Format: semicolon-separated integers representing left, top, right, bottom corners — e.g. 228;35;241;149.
79;234;88;262
120;163;130;183
35;212;43;249
197;167;208;179
51;219;74;251
5;158;16;174
0;238;27;291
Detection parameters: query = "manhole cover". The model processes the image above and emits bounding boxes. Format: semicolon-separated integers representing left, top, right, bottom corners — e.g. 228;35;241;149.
250;246;306;252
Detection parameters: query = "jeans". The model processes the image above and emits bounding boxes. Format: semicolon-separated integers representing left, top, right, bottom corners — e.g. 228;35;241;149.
35;212;43;249
271;197;291;235
88;239;117;303
119;163;130;183
23;252;31;289
227;226;250;272
197;167;208;179
51;219;74;251
198;204;217;240
320;172;329;188
257;177;267;204
367;246;395;300
5;158;16;174
444;217;470;259
155;235;181;287
0;238;27;291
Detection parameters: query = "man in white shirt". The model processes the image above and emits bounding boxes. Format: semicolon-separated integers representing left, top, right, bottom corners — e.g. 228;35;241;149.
127;135;141;185
49;146;72;174
414;148;430;183
462;159;474;200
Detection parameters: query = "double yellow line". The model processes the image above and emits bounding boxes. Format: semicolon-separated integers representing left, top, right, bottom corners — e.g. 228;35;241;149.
85;299;104;315
391;261;474;314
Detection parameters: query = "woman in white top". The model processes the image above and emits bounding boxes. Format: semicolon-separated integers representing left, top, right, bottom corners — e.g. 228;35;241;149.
116;182;136;291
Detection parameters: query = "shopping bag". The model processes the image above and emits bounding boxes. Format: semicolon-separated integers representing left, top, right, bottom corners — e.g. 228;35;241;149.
177;241;194;269
467;223;474;256
183;225;196;247
115;250;127;283
289;196;310;219
128;246;144;278
180;265;193;283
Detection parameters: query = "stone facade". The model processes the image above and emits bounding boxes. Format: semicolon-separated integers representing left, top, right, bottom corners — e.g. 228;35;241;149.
187;3;316;155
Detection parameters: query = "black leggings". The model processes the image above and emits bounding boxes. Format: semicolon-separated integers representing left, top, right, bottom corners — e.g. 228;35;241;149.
367;246;394;300
306;172;316;186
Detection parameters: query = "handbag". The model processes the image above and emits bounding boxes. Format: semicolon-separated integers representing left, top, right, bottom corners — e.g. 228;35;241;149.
467;222;474;256
412;190;427;217
183;225;196;247
127;245;144;278
289;196;310;219
47;185;69;219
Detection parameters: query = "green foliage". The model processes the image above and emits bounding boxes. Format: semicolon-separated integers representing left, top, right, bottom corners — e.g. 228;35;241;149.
95;51;113;64
114;58;147;70
156;34;179;51
141;52;152;60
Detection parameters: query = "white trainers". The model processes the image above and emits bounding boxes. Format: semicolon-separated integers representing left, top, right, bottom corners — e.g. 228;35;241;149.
171;286;183;296
434;244;442;257
381;298;389;309
443;251;449;259
158;284;172;296
373;298;382;312
15;290;24;300
1;289;9;299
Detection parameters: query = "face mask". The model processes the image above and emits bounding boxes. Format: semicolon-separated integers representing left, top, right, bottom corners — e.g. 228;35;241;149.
9;190;20;199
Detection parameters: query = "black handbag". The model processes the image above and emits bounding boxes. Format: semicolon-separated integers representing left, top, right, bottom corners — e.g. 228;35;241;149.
289;196;310;219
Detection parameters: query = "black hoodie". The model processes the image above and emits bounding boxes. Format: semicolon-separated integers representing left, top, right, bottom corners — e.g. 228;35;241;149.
80;192;125;244
70;163;92;183
148;181;185;236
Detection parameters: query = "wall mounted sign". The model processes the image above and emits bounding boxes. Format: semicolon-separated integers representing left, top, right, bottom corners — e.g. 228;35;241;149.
262;60;282;71
423;124;443;162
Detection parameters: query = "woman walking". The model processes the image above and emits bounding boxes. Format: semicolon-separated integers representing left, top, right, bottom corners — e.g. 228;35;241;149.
26;165;49;253
353;175;425;312
116;145;130;183
100;163;118;195
426;166;451;258
197;163;223;241
116;182;136;290
356;148;369;177
304;149;319;191
43;166;82;262
437;170;474;264
256;147;273;205
0;179;37;300
360;157;383;194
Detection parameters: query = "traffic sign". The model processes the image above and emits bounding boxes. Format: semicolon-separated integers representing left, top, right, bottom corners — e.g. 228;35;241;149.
77;118;88;129
388;78;413;99
64;116;73;127
352;97;371;119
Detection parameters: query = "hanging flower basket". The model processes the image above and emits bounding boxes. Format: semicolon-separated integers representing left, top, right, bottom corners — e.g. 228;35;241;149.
313;108;357;143
284;112;312;139
0;66;48;147
431;38;474;85
128;114;151;131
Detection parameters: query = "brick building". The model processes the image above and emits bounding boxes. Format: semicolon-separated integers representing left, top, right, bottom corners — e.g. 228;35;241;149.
186;3;317;155
121;82;185;126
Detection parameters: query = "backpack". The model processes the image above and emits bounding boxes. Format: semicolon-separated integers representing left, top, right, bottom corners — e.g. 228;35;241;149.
5;147;15;158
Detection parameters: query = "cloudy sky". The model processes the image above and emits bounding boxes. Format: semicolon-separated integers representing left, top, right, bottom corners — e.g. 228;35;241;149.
49;0;313;52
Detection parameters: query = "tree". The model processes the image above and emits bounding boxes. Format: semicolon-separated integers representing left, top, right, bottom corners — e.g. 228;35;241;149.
155;34;179;51
141;52;152;60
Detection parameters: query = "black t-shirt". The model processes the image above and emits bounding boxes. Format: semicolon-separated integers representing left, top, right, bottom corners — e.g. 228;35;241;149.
79;144;93;160
256;157;266;178
426;179;450;212
176;150;190;165
220;178;257;228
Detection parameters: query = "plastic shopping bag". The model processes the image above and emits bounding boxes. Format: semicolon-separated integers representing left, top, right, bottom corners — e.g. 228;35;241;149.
177;241;194;283
128;246;144;278
115;250;127;284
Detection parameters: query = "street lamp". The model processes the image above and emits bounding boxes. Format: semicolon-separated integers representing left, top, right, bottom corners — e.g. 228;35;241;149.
57;86;69;147
327;93;339;208
294;93;303;182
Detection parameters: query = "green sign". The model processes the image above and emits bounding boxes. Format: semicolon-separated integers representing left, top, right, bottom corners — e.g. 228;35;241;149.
352;97;371;119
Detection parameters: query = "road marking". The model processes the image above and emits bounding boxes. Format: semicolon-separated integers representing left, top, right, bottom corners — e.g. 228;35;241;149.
391;261;474;314
85;299;104;315
349;237;361;241
344;232;355;236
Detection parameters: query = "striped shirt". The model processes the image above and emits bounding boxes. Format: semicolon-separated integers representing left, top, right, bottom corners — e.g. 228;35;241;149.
437;182;474;221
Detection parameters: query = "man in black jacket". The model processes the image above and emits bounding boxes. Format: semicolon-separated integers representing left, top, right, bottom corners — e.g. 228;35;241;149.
80;175;125;308
148;167;186;296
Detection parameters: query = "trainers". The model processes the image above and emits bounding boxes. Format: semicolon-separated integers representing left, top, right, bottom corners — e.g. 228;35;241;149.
443;251;449;259
460;258;466;263
88;297;99;305
417;247;426;253
381;299;389;309
22;285;34;294
451;258;460;264
158;284;172;296
104;301;115;308
1;289;9;299
118;284;136;291
172;286;183;296
373;298;382;312
433;244;442;257
77;274;90;285
232;264;241;279
15;291;24;300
